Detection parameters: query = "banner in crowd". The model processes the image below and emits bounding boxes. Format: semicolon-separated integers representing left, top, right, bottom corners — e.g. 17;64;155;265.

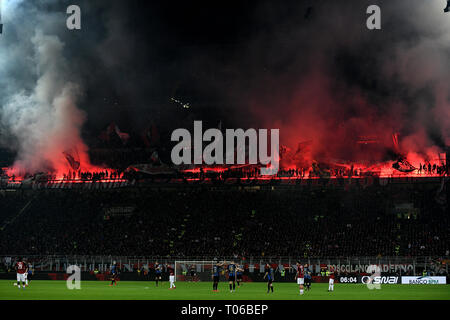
329;264;414;273
401;276;447;284
337;276;446;284
4;180;134;190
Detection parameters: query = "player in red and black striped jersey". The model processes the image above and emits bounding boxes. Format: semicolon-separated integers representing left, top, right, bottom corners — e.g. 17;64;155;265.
15;257;28;289
296;262;305;295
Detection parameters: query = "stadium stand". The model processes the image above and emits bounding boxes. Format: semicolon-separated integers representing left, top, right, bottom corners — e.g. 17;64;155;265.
0;184;448;258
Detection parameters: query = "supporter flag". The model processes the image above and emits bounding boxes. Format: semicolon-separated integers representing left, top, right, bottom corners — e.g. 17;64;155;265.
142;123;160;147
99;122;115;141
150;150;161;164
293;140;313;162
392;157;415;173
279;145;290;160
99;122;130;145
295;140;313;156
63;148;80;170
392;132;400;153
114;124;130;145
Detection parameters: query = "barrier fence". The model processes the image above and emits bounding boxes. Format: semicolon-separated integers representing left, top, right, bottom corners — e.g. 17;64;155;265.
1;255;448;276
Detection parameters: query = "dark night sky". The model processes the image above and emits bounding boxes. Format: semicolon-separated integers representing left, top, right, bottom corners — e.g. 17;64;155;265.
60;0;331;136
73;0;269;128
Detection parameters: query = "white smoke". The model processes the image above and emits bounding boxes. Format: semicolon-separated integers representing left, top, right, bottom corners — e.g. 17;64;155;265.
384;0;450;147
0;1;88;174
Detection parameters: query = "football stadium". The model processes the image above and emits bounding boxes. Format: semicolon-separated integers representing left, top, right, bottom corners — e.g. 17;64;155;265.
0;0;449;311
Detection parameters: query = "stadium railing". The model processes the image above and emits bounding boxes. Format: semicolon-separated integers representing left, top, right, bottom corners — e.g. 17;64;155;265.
0;255;448;276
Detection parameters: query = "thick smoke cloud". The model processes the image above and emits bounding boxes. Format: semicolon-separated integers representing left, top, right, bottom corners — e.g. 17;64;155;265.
0;0;90;174
232;0;450;166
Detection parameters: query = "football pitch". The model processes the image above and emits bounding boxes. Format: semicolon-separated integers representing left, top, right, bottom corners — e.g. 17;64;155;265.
0;280;449;300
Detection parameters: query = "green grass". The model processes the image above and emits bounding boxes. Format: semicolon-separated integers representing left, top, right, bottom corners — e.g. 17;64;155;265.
0;280;449;300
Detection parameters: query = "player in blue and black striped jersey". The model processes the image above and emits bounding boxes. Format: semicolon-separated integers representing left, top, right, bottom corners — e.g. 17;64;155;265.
263;263;274;293
109;261;119;286
227;261;237;292
304;264;312;291
155;261;162;287
212;262;224;292
236;264;244;287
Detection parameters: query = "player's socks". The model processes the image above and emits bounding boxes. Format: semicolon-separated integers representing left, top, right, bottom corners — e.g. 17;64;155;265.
233;283;235;291
300;289;304;295
229;284;232;291
271;286;273;293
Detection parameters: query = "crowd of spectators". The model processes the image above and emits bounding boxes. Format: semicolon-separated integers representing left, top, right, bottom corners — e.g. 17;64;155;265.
0;183;448;259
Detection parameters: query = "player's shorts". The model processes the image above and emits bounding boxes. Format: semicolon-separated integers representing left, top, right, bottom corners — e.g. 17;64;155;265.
237;274;243;280
228;274;235;281
213;275;220;282
169;275;175;282
17;273;26;282
267;278;273;284
329;278;334;285
297;277;304;285
305;277;311;284
156;273;162;279
190;271;195;277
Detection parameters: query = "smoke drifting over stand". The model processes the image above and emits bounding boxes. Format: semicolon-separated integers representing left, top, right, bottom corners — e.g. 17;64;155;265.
236;0;450;168
0;1;91;175
0;0;449;175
